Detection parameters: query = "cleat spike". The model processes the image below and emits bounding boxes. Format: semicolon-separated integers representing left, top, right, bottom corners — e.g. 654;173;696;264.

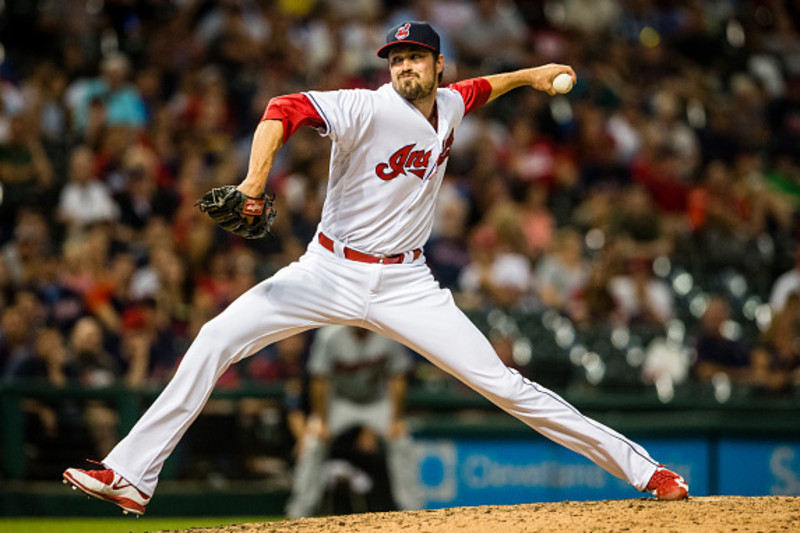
72;486;77;490
62;480;67;484
123;510;128;515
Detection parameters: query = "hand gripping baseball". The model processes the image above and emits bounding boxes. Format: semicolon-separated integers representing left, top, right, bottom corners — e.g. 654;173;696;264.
195;185;276;239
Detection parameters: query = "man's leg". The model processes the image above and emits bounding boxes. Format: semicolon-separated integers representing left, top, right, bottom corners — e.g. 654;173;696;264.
66;251;364;507
367;264;662;492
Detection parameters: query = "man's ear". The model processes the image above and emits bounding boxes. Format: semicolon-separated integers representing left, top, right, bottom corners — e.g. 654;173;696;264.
436;53;445;80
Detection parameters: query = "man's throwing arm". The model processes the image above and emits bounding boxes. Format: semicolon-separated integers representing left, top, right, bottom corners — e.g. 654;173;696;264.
482;63;577;102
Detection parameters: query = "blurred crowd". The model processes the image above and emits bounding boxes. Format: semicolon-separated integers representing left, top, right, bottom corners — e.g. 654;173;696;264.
2;0;800;477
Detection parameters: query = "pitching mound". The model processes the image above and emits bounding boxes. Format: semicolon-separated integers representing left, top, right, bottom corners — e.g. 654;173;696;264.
162;496;799;533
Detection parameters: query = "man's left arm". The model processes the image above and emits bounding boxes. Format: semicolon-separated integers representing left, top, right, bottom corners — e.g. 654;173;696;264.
483;63;577;101
447;64;576;116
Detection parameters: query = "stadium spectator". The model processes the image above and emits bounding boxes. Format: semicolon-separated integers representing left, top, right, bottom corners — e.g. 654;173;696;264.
57;145;120;235
0;305;35;378
4;328;85;479
504;117;558;185
113;144;178;231
574;105;624;189
568;257;622;328
691;296;752;383
68;316;121;457
69;317;118;388
83;248;137;334
631;146;691;218
33;251;87;335
536;227;588;313
0;254;12;310
18;60;70;144
610;184;673;261
118;300;179;388
518;181;555;260
751;292;800;393
2;210;52;285
7;327;74;387
608;257;674;327
687;159;760;277
458;224;532;310
770;248;800;313
425;191;471;291
71;52;147;135
453;0;528;69
767;76;800;157
0;114;53;238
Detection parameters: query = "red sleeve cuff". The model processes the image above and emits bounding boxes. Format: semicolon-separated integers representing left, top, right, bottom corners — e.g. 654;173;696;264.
447;77;492;116
262;94;326;143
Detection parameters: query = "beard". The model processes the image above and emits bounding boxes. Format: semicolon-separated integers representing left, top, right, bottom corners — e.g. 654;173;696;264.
394;72;436;101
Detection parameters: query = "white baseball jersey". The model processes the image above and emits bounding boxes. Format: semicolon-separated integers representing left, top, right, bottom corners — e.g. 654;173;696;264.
304;83;462;255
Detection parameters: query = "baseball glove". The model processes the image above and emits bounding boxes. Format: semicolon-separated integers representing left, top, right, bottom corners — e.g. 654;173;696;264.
195;185;276;239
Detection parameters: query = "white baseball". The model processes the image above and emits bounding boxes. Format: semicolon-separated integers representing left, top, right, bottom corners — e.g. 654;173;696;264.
552;73;573;94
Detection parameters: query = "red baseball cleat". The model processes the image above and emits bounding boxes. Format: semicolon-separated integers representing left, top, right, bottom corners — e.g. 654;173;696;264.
63;466;150;515
646;466;689;501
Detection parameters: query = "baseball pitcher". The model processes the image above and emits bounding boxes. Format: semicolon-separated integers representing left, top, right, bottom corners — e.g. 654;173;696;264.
64;22;688;516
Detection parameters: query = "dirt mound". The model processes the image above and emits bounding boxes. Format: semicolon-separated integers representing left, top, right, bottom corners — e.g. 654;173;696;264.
161;496;799;533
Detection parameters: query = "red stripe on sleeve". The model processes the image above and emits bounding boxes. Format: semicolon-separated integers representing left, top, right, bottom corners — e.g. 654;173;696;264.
261;94;325;143
447;77;492;116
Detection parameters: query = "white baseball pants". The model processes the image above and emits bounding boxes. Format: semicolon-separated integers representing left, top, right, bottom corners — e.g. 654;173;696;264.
103;239;659;496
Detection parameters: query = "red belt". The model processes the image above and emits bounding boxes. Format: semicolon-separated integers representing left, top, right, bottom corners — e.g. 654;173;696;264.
318;233;421;264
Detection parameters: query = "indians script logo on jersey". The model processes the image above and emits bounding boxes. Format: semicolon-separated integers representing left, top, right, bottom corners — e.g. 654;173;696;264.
375;130;455;181
396;23;410;40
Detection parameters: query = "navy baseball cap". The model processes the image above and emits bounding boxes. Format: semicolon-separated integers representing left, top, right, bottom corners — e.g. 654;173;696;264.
377;21;441;58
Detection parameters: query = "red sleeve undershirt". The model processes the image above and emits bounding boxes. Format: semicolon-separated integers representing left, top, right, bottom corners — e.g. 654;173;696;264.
446;77;492;116
261;93;325;144
262;79;491;143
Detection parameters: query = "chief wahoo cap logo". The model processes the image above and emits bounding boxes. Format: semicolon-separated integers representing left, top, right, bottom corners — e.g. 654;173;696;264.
395;23;410;39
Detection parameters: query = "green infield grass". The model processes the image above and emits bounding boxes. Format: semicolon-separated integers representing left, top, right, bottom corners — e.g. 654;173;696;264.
0;516;280;533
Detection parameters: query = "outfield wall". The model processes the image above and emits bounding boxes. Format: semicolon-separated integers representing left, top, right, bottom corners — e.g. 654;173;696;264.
415;437;800;507
1;383;799;516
